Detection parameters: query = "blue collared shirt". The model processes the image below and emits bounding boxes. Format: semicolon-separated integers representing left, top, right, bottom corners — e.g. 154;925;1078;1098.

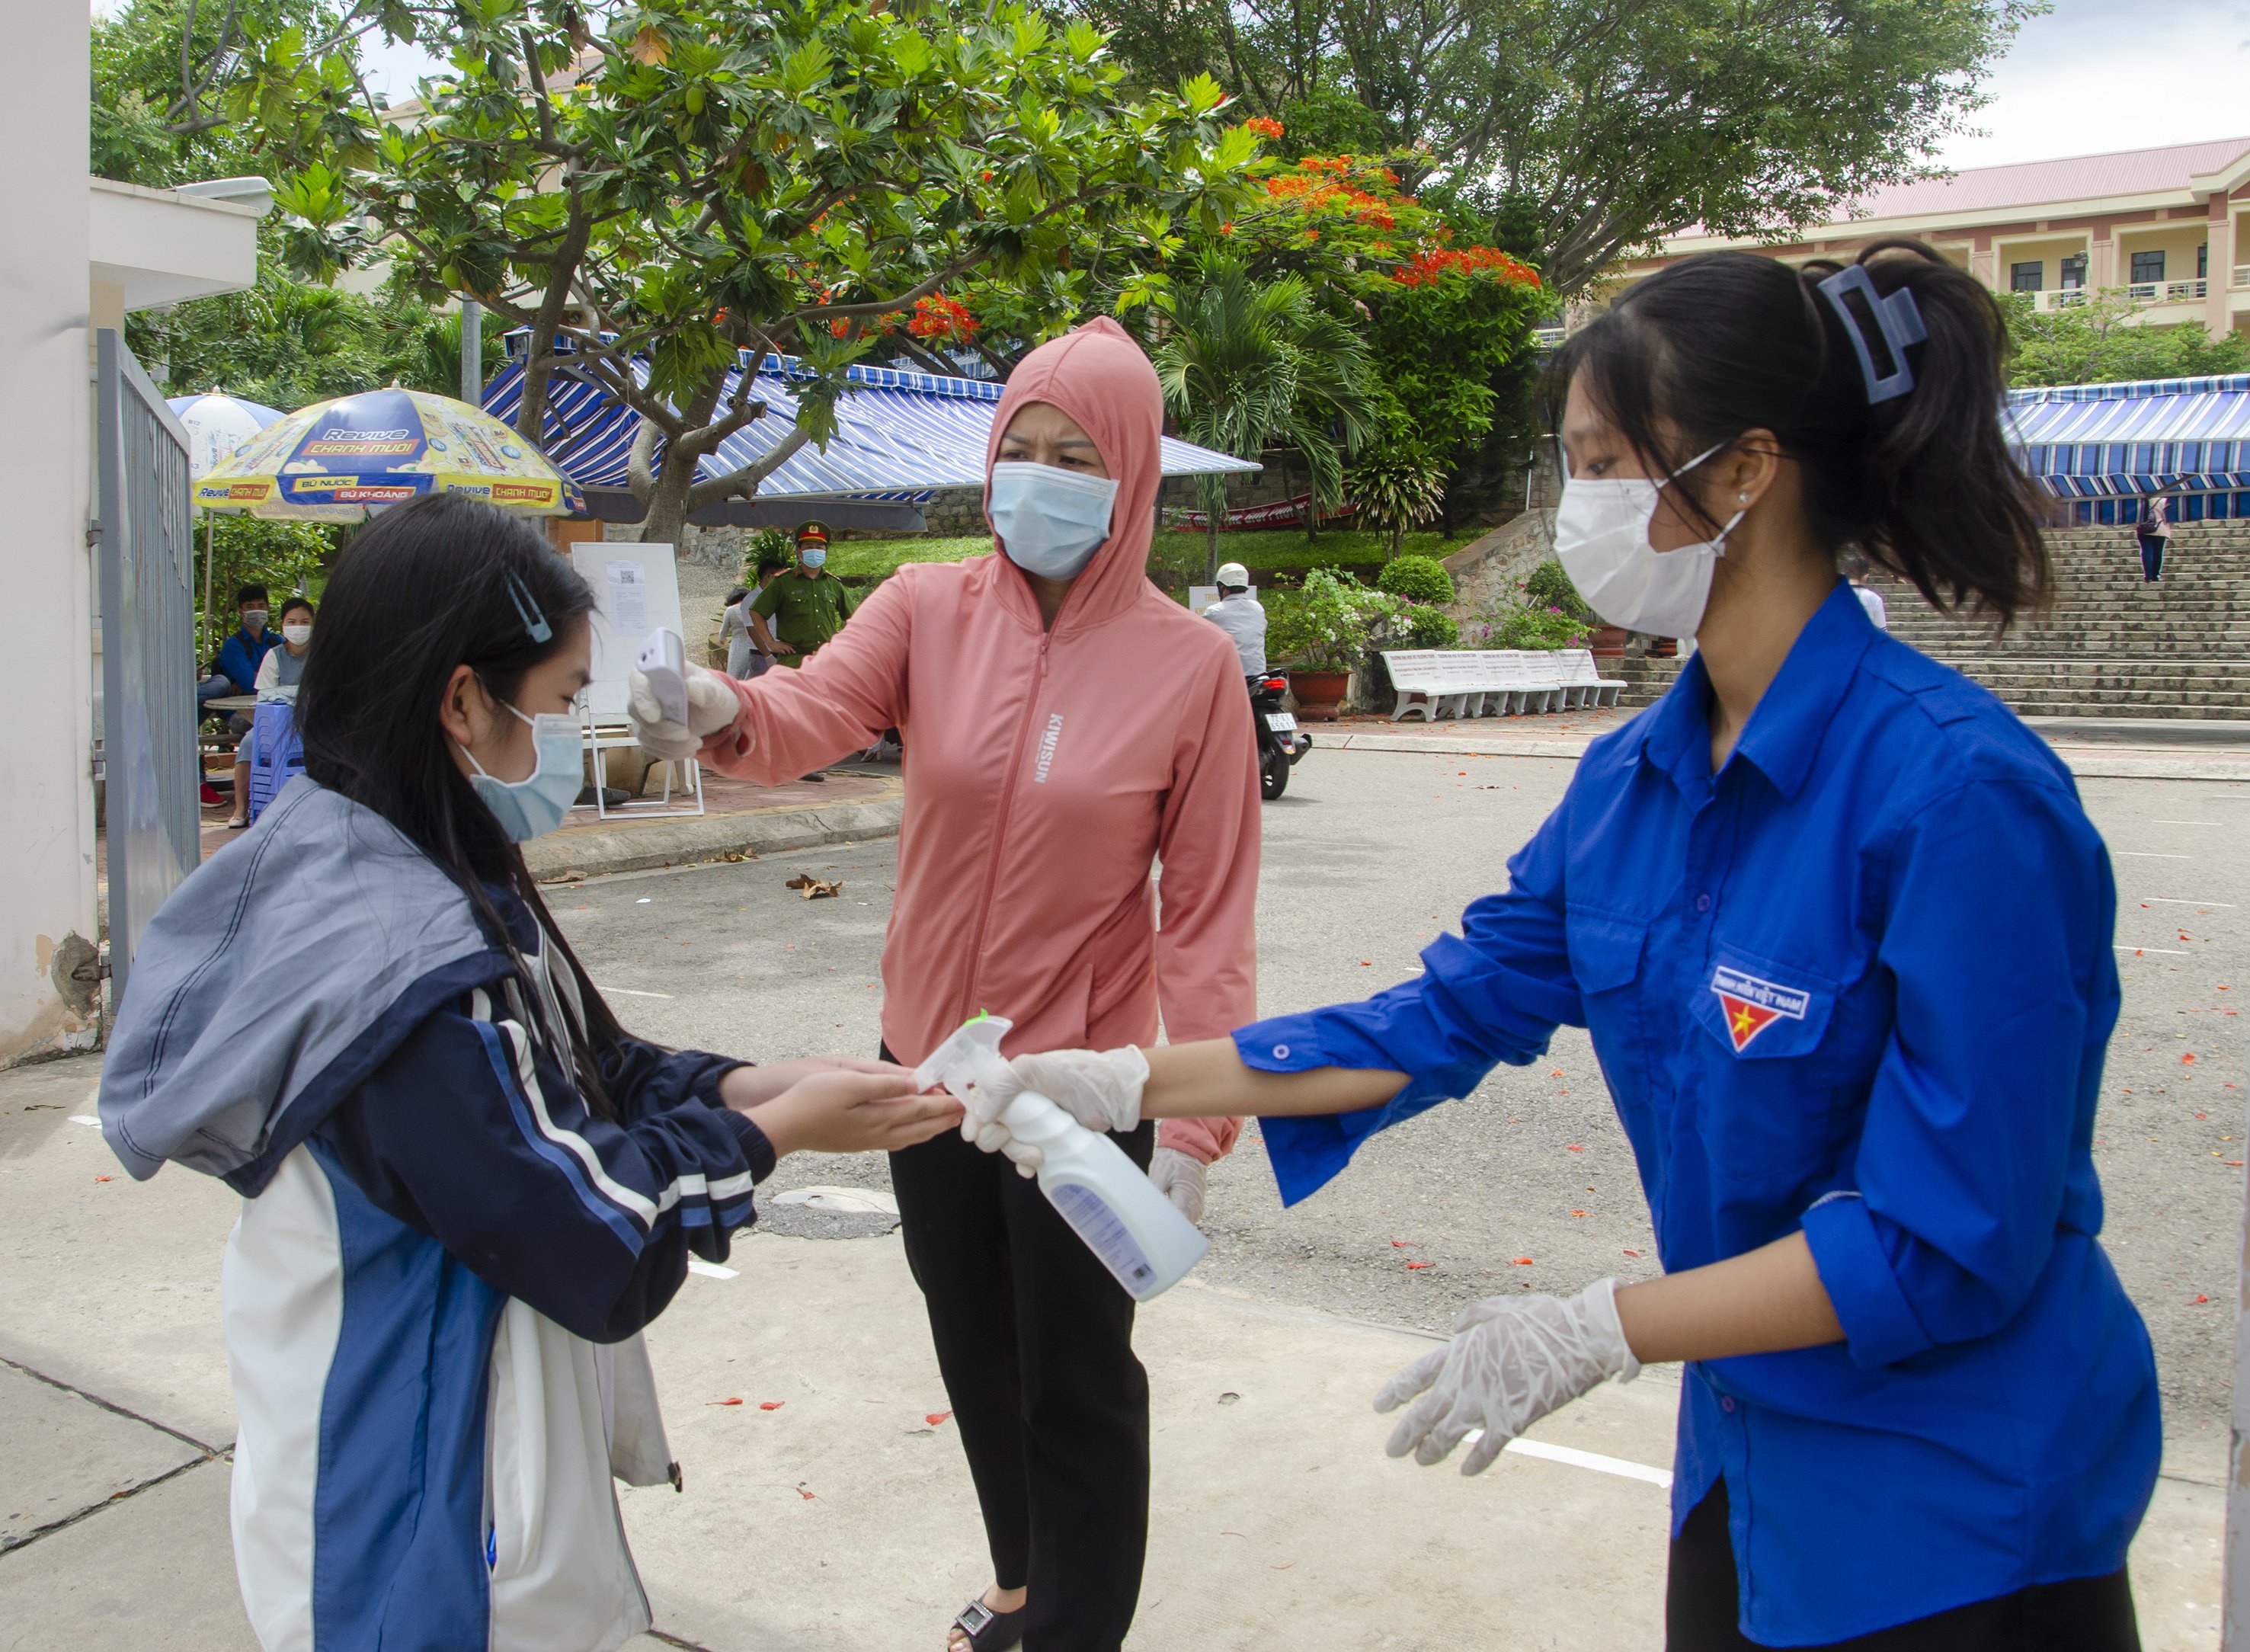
1247;582;2159;1644
216;624;281;695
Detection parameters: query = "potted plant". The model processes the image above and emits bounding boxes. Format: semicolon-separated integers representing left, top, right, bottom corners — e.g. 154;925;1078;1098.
1269;568;1389;720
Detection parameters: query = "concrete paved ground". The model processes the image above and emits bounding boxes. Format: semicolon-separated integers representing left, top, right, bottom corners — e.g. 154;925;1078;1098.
7;742;2241;1647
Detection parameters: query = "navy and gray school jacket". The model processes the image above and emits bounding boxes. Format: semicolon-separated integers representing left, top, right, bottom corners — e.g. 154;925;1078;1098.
101;779;770;1651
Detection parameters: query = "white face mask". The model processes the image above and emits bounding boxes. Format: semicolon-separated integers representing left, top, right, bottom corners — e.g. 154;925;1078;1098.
1554;442;1746;639
987;461;1120;581
459;701;582;843
282;623;312;647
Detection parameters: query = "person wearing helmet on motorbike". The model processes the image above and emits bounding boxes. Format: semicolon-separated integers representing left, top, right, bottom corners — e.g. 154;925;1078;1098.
1201;561;1266;677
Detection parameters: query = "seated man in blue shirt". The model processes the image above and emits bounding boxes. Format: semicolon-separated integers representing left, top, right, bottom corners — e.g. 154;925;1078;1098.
199;584;280;719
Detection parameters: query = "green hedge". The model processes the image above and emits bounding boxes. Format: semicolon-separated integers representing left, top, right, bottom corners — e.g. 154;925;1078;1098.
827;526;1458;584
1375;553;1455;605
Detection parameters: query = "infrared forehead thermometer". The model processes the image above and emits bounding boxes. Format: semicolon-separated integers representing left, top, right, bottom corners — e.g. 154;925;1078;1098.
635;627;687;725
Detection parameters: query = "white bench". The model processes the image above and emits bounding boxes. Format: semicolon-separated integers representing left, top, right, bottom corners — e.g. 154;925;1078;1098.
1382;650;1459;722
1554;648;1625;708
1384;649;1612;720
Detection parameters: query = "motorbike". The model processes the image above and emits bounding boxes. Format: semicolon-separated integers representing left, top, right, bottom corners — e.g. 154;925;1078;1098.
1250;673;1311;800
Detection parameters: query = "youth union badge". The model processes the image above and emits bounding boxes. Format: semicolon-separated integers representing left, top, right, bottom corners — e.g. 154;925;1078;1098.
1710;965;1810;1053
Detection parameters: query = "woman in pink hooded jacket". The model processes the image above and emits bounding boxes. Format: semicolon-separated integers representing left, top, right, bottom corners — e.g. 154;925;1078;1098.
629;318;1261;1650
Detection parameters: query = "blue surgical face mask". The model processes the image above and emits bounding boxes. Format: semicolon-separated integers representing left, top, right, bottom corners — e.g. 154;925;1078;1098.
799;546;827;570
987;461;1120;581
460;700;582;842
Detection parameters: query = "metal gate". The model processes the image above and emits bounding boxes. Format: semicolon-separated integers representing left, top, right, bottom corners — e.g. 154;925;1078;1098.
95;328;198;1006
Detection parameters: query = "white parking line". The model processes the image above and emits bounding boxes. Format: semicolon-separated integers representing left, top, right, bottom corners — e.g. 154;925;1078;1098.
602;986;675;999
2155;821;2221;827
2115;945;2191;956
1458;1432;1675;1487
2117;852;2191;859
2140;898;2236;908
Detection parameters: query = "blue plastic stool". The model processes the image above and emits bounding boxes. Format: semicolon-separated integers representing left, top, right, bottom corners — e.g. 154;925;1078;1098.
245;701;305;824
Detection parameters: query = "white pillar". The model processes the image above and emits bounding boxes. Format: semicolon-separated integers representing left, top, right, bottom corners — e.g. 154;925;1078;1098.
2209;213;2235;341
0;0;98;1061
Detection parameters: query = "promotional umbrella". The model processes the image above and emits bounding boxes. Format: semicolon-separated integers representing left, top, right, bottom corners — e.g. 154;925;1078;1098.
168;392;286;659
194;386;584;522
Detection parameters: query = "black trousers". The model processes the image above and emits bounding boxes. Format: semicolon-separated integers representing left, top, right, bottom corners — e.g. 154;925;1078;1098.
885;1049;1154;1652
2139;533;2168;581
1666;1483;2140;1651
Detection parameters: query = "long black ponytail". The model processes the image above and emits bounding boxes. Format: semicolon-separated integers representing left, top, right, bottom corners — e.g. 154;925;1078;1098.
1551;239;2050;626
297;492;635;1115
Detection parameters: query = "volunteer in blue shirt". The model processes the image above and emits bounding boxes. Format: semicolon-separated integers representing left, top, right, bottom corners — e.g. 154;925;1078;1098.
962;241;2159;1650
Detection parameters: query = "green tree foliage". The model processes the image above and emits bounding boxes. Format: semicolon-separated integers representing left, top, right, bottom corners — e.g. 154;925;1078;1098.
1148;255;1376;578
1144;148;1548;541
132;276;502;408
194;517;338;661
1375;553;1453;603
94;0;486;408
1077;0;2032;293
220;0;1259;543
2004;293;2250;388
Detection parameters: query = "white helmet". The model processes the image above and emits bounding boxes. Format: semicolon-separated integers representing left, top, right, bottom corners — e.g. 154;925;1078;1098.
1215;562;1250;590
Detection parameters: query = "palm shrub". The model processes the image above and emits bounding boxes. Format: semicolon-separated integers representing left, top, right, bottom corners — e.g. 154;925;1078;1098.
741;527;794;583
1349;443;1447;557
1151;256;1377;581
1376;554;1455;605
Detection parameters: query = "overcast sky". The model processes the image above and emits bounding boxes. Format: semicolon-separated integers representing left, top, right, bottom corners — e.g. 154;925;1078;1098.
109;0;2250;174
1937;0;2250;168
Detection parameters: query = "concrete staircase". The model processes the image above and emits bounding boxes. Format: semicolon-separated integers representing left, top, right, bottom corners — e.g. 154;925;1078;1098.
1614;523;2250;719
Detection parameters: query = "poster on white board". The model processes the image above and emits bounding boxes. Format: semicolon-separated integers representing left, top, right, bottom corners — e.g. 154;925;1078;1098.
568;543;682;716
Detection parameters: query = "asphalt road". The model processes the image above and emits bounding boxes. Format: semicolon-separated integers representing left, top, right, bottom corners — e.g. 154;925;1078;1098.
549;744;2250;1482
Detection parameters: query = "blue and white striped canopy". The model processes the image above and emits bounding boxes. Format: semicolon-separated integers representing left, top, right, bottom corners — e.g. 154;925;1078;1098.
2008;374;2250;504
483;342;1259;504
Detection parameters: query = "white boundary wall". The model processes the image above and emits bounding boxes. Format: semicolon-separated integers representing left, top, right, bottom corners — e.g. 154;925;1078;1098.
0;0;99;1061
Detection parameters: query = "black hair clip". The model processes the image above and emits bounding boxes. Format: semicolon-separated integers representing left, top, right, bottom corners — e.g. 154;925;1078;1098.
505;569;553;644
1818;264;1928;405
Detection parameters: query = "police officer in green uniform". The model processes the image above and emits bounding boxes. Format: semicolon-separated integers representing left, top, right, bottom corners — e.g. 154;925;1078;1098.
749;520;858;668
747;520;859;782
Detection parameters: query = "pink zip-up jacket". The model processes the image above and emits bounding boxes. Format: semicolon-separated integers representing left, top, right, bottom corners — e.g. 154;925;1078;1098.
698;319;1258;1163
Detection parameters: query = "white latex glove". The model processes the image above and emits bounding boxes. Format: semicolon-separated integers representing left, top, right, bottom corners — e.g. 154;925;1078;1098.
1147;1146;1207;1224
1374;1279;1640;1475
627;661;741;760
958;1045;1150;1175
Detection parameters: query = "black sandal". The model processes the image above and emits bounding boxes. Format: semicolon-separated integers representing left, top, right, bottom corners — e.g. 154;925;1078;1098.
952;1597;1026;1651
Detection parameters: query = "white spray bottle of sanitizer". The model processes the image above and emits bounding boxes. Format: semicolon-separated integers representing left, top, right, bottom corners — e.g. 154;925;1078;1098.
917;1014;1208;1301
